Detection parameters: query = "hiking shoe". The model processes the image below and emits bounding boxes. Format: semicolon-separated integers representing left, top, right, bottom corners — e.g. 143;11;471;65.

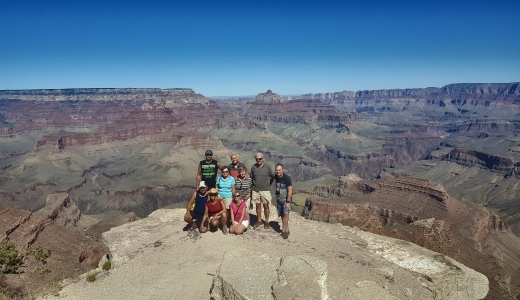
282;232;288;239
188;223;197;231
253;221;263;229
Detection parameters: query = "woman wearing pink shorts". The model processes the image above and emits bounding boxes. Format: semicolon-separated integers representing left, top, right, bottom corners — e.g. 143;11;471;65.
229;192;249;235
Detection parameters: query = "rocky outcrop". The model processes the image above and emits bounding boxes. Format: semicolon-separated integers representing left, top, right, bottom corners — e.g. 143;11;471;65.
443;148;520;175
33;193;81;228
301;176;520;299
210;249;330;300
248;89;285;103
49;209;488;299
0;204;107;294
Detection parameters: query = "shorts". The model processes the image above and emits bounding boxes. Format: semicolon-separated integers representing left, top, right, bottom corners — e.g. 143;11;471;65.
277;200;291;217
252;191;272;204
190;211;204;227
209;215;221;221
222;197;232;209
233;219;250;228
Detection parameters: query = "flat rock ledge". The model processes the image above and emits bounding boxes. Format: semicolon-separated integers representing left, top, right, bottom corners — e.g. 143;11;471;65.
41;209;488;300
210;249;329;300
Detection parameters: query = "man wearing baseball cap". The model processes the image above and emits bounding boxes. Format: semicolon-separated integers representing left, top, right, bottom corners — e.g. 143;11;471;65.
196;149;223;189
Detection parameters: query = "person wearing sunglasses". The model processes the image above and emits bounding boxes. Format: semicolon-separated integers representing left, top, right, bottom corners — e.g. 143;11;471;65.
229;192;249;235
216;167;236;225
250;153;274;229
200;188;228;234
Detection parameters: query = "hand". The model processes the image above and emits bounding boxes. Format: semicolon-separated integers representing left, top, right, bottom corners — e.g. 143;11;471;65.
285;202;291;209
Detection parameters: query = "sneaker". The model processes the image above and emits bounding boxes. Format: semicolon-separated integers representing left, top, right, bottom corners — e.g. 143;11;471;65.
188;223;197;231
253;221;263;229
222;227;228;235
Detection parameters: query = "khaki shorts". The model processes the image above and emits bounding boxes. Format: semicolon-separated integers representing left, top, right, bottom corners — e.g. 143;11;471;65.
222;198;232;209
251;191;272;204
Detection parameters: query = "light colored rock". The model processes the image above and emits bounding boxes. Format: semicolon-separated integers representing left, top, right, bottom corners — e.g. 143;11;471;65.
346;227;489;300
210;249;330;300
41;209;488;300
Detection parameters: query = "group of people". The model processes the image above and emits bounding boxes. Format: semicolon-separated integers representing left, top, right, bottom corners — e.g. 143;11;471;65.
184;150;293;239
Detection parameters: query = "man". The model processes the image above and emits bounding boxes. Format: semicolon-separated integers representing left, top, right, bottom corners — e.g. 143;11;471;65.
250;153;274;229
184;181;209;232
196;149;223;189
228;153;245;179
274;164;292;239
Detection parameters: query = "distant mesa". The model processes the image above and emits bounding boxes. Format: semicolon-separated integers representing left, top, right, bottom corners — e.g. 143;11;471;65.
248;89;285;103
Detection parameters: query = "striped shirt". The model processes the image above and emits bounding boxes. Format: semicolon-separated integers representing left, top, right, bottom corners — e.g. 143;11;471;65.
235;176;252;198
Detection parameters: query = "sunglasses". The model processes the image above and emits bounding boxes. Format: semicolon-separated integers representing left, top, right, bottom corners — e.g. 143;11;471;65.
222;170;229;173
233;195;241;198
255;158;263;161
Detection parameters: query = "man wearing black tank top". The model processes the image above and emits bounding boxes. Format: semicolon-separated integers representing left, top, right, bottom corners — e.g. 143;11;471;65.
196;149;223;189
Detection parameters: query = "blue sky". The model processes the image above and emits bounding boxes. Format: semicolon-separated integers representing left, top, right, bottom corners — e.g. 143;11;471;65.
1;0;519;96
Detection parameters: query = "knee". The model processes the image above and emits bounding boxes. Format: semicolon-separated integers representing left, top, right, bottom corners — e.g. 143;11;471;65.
184;215;192;223
221;212;228;218
200;227;208;233
210;220;218;227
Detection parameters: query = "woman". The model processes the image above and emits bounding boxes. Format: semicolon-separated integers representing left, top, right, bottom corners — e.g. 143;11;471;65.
200;188;228;234
235;166;252;209
229;192;249;235
216;167;236;223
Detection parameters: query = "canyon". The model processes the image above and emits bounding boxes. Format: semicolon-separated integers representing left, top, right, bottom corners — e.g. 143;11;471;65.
1;83;520;298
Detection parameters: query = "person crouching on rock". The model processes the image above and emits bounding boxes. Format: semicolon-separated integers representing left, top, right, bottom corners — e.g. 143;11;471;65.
229;192;249;235
200;188;228;234
184;181;209;232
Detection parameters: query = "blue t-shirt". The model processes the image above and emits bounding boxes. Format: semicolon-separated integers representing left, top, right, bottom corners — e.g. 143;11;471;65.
217;176;236;199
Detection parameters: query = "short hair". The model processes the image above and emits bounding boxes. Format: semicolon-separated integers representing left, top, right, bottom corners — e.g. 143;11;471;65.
221;166;229;172
275;163;283;169
230;153;238;159
238;166;246;173
255;152;263;158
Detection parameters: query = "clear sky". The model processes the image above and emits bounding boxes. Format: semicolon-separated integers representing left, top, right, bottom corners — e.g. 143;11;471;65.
1;0;519;96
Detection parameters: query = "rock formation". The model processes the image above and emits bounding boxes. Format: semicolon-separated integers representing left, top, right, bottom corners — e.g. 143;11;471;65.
46;209;488;299
0;193;109;295
300;176;520;299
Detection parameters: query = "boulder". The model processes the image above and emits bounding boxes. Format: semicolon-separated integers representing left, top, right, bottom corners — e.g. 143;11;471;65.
210;248;330;300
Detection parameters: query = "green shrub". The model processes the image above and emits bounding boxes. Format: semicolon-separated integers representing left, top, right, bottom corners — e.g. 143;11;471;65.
86;271;100;282
102;261;111;271
0;241;52;274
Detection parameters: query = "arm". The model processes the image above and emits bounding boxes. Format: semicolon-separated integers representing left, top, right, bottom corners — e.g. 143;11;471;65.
200;205;209;230
186;192;196;212
217;161;224;171
285;185;293;207
237;202;246;224
196;162;201;189
269;175;274;186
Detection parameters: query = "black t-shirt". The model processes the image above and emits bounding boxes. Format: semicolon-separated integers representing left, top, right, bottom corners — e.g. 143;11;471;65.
274;173;292;200
199;159;219;188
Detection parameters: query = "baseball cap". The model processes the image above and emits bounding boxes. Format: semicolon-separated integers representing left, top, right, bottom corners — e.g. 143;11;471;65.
198;181;206;188
205;149;213;156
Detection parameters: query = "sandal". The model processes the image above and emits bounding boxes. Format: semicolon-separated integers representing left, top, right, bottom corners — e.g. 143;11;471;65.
282;232;288;239
264;223;270;229
253;221;263;229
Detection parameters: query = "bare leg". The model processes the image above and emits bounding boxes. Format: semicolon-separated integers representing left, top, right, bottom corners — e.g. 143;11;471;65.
255;203;263;225
263;202;270;225
234;224;246;235
220;212;228;230
282;212;289;233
